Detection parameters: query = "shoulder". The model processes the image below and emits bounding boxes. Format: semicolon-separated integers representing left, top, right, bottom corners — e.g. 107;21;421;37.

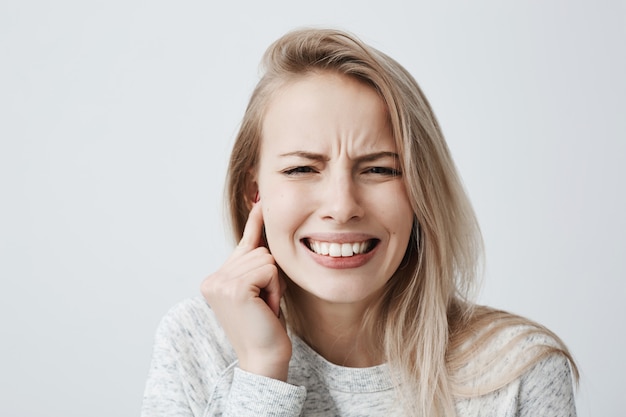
153;297;236;371
143;298;239;415
451;308;577;416
517;351;576;416
450;307;576;396
455;353;576;417
157;296;220;332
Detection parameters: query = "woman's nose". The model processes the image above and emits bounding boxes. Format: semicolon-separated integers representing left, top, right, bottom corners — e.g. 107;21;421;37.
319;174;365;224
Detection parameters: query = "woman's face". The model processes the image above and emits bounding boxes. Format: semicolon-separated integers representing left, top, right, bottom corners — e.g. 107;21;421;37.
255;72;413;308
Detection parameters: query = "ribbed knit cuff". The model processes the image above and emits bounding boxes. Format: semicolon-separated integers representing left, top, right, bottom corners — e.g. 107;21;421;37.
225;367;307;416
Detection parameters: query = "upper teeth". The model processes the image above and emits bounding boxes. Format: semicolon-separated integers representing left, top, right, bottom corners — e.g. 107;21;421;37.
308;240;371;257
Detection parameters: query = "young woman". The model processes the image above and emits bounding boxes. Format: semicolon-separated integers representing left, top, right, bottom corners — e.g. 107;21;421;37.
142;28;578;417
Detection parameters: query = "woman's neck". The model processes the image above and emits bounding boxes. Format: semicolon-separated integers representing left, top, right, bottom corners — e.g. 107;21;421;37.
289;289;383;368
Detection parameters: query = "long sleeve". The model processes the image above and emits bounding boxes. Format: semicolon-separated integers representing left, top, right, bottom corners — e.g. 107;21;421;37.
224;368;306;416
141;298;307;417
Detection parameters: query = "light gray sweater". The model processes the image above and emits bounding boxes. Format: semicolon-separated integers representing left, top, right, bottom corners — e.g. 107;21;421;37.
141;297;576;416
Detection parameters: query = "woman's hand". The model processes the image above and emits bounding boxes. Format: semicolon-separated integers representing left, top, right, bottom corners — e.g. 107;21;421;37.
201;201;291;381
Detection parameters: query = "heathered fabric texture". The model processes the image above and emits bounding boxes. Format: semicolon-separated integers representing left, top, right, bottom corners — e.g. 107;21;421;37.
141;297;576;416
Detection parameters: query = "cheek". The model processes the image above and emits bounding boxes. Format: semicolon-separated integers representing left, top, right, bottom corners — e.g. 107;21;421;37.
376;190;414;244
261;184;309;242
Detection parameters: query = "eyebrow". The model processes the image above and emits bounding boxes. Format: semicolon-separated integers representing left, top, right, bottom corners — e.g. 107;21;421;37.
278;151;399;163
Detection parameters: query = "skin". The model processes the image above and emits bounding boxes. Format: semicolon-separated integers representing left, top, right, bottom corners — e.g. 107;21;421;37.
202;71;413;380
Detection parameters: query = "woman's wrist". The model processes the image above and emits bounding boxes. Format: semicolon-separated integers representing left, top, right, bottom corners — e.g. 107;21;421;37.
238;357;290;382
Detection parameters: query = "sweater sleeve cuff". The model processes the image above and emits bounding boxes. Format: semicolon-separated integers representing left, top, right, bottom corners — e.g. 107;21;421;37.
225;367;307;416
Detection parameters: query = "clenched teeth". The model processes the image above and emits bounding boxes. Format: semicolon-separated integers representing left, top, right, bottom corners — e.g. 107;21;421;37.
306;239;377;257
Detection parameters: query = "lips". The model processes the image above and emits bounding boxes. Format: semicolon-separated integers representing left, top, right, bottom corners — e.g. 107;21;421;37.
303;238;379;257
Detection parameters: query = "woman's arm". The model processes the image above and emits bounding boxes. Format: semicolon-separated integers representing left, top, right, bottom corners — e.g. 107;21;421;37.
141;298;307;417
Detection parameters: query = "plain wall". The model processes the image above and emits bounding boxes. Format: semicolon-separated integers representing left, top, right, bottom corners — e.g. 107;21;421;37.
1;1;624;416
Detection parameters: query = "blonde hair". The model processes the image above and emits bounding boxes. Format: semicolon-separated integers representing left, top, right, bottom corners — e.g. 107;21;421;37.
225;28;577;416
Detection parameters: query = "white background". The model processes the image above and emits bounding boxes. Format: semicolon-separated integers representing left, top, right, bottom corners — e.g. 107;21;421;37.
1;1;624;416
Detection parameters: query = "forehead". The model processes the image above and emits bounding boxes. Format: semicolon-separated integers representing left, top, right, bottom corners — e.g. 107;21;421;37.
260;71;394;155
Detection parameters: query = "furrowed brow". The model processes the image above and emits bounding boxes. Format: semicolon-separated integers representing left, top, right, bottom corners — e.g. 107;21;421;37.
278;151;399;163
357;151;400;163
278;151;328;162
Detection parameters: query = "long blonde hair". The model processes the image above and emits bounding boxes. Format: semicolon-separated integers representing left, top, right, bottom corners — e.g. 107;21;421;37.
225;28;577;416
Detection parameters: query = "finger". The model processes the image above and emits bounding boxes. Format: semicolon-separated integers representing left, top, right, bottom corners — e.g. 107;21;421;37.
202;259;275;305
221;249;274;283
278;307;286;328
267;275;286;318
237;201;264;250
256;264;282;317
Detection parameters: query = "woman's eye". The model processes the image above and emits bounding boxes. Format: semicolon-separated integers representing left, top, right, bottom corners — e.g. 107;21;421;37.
283;166;317;176
366;166;401;176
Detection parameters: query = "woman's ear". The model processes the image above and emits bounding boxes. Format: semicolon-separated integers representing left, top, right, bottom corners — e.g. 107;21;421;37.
245;176;259;209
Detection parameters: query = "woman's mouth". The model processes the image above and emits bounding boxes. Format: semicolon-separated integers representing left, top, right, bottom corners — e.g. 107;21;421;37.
303;238;379;257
